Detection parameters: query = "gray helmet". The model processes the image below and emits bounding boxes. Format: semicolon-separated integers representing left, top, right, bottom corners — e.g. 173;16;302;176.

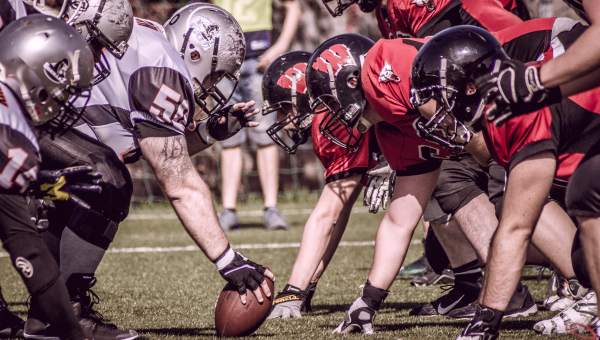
0;14;95;129
164;3;245;118
25;0;133;69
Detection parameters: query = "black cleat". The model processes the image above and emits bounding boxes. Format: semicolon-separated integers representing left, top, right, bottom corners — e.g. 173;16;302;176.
410;268;454;287
67;274;138;340
0;301;24;339
410;281;480;316
449;284;538;319
456;305;502;340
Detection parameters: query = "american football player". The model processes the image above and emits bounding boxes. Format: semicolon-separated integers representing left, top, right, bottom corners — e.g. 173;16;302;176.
71;0;272;311
478;0;600;124
311;20;585;333
260;51;384;319
0;14;99;340
411;24;600;339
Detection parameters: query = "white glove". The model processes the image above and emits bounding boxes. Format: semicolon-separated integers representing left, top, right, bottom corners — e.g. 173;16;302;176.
363;161;395;213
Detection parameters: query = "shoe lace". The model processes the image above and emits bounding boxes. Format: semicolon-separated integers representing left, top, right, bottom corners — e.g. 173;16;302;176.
568;323;598;340
440;284;455;293
78;282;115;329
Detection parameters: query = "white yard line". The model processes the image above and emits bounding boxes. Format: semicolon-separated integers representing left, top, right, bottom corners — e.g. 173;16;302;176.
0;239;421;258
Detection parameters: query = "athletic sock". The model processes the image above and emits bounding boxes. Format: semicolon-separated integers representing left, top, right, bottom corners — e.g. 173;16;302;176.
453;260;482;287
59;228;106;281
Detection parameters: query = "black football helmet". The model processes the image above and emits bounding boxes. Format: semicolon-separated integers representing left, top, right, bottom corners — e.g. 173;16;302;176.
262;51;313;154
307;33;374;150
410;25;508;152
321;0;379;17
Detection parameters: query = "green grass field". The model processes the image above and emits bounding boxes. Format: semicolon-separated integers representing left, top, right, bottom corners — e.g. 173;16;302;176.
0;196;578;339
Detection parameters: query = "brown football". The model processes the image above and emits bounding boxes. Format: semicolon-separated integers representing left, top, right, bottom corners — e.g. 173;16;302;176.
214;277;274;337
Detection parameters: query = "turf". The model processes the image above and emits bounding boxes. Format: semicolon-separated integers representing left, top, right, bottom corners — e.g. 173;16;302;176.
0;197;579;339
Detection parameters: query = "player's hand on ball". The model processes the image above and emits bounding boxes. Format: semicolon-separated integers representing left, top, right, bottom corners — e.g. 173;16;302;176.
267;284;306;320
364;160;395;213
214;245;274;305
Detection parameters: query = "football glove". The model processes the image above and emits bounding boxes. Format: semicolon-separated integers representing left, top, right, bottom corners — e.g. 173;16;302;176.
214;245;266;296
476;59;562;125
32;165;102;210
363;161;395;214
302;281;318;313
333;297;377;335
207;104;254;141
456;304;503;340
267;284;305;319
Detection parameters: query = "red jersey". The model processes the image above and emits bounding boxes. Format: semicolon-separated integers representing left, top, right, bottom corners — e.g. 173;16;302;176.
483;17;597;186
311;112;376;183
386;0;522;38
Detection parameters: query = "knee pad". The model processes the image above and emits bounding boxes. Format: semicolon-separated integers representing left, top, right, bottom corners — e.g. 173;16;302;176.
3;233;60;295
87;152;133;223
424;229;450;274
65;207;118;250
571;230;591;289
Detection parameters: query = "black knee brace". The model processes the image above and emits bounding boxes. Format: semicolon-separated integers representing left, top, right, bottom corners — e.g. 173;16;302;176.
66;207;119;250
3;233;60;295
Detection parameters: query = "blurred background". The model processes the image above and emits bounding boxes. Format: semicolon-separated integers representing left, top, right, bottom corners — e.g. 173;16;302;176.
127;0;582;204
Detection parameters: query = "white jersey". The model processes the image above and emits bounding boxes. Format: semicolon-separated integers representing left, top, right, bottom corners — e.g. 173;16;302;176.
75;18;195;163
0;82;40;193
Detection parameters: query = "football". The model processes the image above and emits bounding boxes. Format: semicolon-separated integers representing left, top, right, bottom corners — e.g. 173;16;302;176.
214;278;275;337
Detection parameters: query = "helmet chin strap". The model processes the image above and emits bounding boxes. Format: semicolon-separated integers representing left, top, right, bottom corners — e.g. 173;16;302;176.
356;116;372;133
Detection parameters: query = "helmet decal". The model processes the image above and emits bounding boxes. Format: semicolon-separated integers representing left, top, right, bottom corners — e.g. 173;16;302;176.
411;0;435;12
312;44;355;77
276;63;308;94
43;58;70;85
378;62;400;83
191;17;219;51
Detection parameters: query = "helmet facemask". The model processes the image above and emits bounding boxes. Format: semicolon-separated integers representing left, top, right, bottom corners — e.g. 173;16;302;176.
322;0;378;16
411;57;487;152
266;101;312;154
193;71;238;118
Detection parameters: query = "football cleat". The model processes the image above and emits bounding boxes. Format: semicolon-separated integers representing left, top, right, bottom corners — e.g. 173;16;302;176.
543;274;588;312
333;297;376;335
456;305;502;340
410;281;480;316
410;268;455;287
398;255;430;279
533;291;597;335
449;284;537;319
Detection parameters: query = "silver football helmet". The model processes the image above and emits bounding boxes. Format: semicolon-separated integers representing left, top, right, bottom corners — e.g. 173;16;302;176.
24;0;133;84
0;14;95;130
164;3;245;118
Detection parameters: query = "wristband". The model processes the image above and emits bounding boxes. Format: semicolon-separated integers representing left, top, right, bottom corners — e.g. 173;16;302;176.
214;245;235;271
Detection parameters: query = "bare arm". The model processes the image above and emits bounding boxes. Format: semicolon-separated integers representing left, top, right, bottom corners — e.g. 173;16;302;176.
287;175;362;289
257;0;301;71
139;135;228;261
540;0;600;92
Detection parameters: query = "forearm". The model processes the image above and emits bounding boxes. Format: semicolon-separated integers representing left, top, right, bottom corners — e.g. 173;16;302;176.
288;177;360;289
141;135;228;261
274;0;301;51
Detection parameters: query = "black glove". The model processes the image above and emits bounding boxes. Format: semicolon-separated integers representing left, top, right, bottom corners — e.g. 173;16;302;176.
207;104;253;141
32;165;102;210
214;245;266;295
476;59;562;125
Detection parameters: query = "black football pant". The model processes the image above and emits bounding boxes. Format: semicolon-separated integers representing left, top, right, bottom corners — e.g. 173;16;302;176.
0;194;84;339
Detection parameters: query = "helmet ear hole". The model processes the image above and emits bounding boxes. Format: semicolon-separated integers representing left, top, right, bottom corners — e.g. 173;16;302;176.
37;88;49;104
465;83;477;96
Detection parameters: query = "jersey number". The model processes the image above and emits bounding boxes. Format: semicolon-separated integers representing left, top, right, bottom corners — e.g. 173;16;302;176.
0;148;28;190
149;84;189;126
418;145;443;161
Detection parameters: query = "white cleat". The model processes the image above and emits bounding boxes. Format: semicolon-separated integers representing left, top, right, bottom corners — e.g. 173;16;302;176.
533;291;597;335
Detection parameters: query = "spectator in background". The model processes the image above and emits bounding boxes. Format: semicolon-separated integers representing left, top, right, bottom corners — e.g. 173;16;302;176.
213;0;301;231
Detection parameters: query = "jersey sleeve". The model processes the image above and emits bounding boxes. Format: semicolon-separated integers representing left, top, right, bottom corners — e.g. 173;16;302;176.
459;0;523;32
128;66;194;139
361;39;420;125
483;107;555;172
311;115;372;183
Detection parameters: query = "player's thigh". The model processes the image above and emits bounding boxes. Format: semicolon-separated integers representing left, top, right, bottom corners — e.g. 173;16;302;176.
433;155;487;215
566;144;600;218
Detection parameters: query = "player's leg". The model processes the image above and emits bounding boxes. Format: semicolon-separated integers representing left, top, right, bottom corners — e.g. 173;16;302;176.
410;218;482;317
35;128;137;339
458;152;556;339
0;194;85;340
268;176;362;319
565;144;600;337
335;169;439;334
0;285;24;338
